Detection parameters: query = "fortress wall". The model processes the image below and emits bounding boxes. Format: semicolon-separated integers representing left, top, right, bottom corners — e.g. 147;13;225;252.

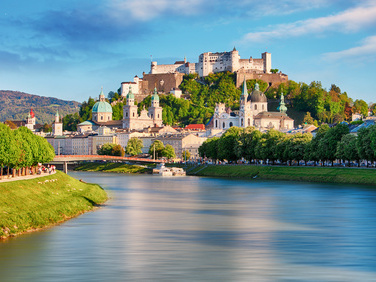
151;64;181;74
141;73;185;96
235;71;288;88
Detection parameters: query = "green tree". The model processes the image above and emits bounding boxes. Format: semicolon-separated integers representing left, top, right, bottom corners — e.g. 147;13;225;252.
62;113;81;131
149;140;165;159
199;137;219;160
286;133;312;165
162;144;176;160
357;125;376;165
42;123;52;133
13;128;33;175
98;143;116;155
306;124;330;163
255;129;284;164
111;144;125;157
353;99;368;117
318;123;349;165
303;112;315;125
182;150;191;161
217;127;242;161
126;138;143;156
0;124;19;178
336;134;359;166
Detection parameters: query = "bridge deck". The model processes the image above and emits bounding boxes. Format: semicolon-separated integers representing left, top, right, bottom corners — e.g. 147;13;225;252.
53;155;163;163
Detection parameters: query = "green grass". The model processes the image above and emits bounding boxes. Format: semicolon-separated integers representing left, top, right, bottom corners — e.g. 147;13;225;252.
189;165;376;186
74;162;151;174
0;171;108;239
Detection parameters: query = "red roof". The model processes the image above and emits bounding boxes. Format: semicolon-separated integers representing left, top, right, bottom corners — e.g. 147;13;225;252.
185;124;205;130
30;108;35;118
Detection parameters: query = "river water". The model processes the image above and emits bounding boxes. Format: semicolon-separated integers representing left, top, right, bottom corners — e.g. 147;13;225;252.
1;172;376;281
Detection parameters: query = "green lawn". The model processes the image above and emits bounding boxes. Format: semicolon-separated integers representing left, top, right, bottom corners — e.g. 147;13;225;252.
189;165;376;185
74;162;151;174
0;171;108;239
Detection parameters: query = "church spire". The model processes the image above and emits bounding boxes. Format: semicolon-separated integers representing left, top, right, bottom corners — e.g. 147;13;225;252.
241;76;248;99
55;110;60;123
278;92;287;113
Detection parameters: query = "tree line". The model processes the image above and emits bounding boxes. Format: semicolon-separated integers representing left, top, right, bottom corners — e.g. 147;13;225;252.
0;124;55;178
198;123;376;166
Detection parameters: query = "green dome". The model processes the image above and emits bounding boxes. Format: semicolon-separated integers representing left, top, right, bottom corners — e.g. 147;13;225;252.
151;87;159;102
126;88;134;99
92;100;112;114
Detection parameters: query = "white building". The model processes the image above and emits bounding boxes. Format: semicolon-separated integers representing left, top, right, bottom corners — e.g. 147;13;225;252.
212;79;294;131
121;76;142;96
150;48;271;77
25;109;36;131
122;88;163;130
52;111;63;136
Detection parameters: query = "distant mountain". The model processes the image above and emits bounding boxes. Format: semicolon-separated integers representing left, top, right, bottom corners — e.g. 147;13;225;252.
0;90;81;124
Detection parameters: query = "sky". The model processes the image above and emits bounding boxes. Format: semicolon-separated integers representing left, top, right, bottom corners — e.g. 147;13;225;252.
1;0;375;103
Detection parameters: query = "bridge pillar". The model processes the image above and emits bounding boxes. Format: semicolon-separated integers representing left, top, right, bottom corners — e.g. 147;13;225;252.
63;161;68;174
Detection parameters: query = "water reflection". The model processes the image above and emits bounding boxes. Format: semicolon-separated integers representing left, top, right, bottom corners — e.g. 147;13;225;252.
1;172;376;281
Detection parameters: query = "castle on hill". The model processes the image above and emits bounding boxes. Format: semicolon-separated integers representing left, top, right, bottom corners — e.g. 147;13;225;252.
120;48;287;102
150;47;271;77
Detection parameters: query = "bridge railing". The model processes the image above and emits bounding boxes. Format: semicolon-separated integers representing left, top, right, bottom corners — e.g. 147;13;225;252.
53;155;163;163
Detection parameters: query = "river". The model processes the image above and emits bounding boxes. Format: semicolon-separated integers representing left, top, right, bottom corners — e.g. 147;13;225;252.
1;172;376;281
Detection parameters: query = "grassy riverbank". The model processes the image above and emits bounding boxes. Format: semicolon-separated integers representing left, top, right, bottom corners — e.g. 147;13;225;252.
0;171;108;239
74;162;151;174
188;165;376;186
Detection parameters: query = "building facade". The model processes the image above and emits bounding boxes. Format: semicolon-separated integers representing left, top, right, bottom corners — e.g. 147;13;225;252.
150;48;271;77
122;88;163;130
212;79;294;131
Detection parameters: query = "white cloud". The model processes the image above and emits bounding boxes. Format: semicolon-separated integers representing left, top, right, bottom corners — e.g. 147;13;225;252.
240;3;376;43
109;0;206;21
323;35;376;60
238;0;330;16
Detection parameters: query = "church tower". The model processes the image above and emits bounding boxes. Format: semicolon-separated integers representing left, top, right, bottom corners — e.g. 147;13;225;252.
277;92;288;114
122;88;138;129
148;87;163;127
25;108;36;131
52;110;63;136
238;77;253;127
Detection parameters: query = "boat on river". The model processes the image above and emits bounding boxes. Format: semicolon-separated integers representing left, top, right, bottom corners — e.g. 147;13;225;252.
153;164;186;176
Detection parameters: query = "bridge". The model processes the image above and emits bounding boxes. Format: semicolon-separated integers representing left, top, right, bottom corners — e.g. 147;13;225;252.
51;155;163;173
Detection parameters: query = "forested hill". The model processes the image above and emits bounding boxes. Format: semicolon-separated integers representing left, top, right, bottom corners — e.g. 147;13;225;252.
0;90;81;124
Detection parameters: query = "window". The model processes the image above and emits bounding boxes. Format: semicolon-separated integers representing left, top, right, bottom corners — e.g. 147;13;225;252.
241;119;243;127
248;118;251;126
255;104;257;110
126;112;128;117
262;105;264;110
133;112;135;117
230;122;233;127
215;120;218;128
101;116;103;120
223;122;225;129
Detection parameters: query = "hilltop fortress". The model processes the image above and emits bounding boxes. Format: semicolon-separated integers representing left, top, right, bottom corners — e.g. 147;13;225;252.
150;47;271;76
121;49;288;102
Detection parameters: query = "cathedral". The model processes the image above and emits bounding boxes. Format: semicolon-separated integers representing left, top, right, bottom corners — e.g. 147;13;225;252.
77;88;163;133
122;87;163;130
212;78;294;131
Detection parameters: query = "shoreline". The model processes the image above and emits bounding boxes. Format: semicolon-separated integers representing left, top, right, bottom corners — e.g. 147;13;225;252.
74;161;376;186
187;164;376;186
0;171;108;240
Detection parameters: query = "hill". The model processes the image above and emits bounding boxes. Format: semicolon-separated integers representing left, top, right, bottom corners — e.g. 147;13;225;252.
0;90;81;124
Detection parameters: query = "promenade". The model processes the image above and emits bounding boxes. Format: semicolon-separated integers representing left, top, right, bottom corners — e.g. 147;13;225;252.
0;171;56;183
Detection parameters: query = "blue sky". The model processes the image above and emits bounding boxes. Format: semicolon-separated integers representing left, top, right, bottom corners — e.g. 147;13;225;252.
1;0;375;103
